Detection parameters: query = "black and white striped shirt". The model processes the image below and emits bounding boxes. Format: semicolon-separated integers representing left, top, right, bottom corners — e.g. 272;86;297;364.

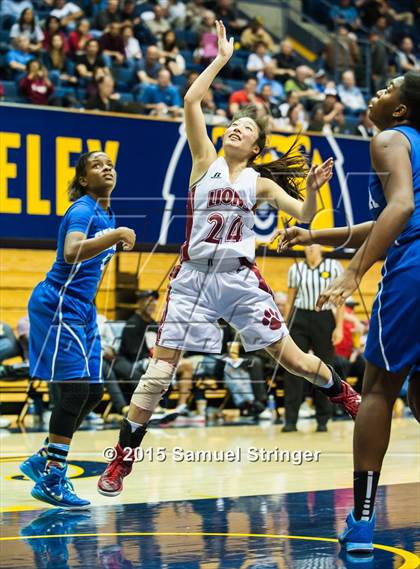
288;258;344;310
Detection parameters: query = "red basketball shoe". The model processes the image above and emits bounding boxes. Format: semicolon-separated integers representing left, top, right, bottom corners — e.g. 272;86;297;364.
97;444;133;497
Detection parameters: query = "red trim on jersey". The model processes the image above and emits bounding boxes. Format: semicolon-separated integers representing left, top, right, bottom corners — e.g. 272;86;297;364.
155;264;181;347
240;258;275;298
180;186;196;262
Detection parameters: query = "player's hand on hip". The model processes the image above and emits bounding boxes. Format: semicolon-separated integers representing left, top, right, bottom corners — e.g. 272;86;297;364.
117;227;136;251
270;226;312;252
316;270;359;311
306;157;334;193
216;20;234;62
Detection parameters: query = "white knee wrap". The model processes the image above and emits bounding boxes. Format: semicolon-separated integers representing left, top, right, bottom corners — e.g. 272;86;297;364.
131;359;176;411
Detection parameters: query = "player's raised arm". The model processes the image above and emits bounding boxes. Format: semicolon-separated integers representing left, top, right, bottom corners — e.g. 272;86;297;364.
183;20;233;184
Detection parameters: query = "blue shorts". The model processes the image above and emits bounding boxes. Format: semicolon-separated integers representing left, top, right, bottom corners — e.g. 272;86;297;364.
28;281;102;382
365;239;420;374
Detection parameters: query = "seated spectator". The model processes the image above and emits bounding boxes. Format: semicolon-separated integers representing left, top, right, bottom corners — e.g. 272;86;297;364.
6;36;35;80
240;17;276;52
68;18;92;58
274;39;299;75
100;21;125;66
284;65;319;103
141;68;182;117
168;0;187;29
369;30;389;94
201;88;227;124
76;38;107;81
186;0;207;31
371;15;393;44
0;322;23;363
329;0;361;31
214;0;244;35
355;109;377;138
136;45;161;85
194;9;217;36
246;41;272;74
260;83;282;115
122;24;142;62
325;24;360;74
322;87;345;126
85;65;112;101
307;104;328;132
228;77;263;116
279;89;300;118
133;14;157;47
160;30;185;76
9;8;43;53
279;102;308;132
50;0;84;31
1;0;34;25
20;60;54;105
257;63;285;100
85;74;125;112
181;69;199;98
42;15;68;53
43;32;77;85
313;68;329;93
395;37;420;72
93;0;122;32
120;0;141;27
194;27;218;66
337;69;367;114
145;4;171;45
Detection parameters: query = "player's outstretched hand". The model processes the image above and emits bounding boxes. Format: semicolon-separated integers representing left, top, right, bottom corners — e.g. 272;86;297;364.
306;157;334;193
216;20;234;62
316;269;359;310
117;227;136;251
270;226;312;253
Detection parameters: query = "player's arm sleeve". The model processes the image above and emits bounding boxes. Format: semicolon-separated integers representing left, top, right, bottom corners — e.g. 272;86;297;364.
65;203;93;236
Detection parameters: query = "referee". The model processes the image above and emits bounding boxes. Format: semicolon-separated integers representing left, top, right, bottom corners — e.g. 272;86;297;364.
283;244;344;432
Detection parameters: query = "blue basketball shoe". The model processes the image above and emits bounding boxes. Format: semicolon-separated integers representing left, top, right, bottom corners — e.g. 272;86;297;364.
31;465;90;509
339;510;375;553
20;453;47;482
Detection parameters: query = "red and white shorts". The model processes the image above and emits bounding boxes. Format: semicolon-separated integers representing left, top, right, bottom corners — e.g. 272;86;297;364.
156;259;289;353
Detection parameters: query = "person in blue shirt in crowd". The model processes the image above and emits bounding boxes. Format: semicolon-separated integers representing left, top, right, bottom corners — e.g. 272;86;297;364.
20;151;136;509
140;68;182;117
6;35;35;79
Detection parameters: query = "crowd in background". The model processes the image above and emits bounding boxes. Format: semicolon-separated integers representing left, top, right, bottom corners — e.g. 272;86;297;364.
0;0;419;136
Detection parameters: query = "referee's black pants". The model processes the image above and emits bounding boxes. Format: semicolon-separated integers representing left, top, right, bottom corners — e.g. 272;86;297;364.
283;309;335;427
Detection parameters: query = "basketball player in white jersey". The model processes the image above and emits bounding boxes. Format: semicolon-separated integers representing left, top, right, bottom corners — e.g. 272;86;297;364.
98;21;361;496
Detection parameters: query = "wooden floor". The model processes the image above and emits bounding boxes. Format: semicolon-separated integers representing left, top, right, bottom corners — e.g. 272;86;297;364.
0;417;419;568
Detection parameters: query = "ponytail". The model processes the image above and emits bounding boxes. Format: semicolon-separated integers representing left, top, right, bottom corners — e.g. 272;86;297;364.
232;105;309;200
67;151;96;201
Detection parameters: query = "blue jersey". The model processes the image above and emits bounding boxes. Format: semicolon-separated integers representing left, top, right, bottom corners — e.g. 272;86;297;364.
46;194;116;302
368;125;420;244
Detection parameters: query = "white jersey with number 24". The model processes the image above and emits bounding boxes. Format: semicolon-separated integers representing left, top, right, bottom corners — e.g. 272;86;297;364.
181;156;260;263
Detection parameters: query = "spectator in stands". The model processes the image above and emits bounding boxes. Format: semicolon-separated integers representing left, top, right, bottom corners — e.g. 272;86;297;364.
9;8;43;53
133;14;156;47
329;0;361;31
308;104;328;132
120;0;141;27
145;4;171;45
369;29;389;94
6;35;34;80
186;0;207;31
313;69;329;93
371;15;393;43
121;24;142;62
325;24;359;74
279;89;299;118
85;64;112;100
136;44;161;84
68;19;92;58
259;83;282;117
160;30;185;76
246;41;272;74
194;8;217;35
395;36;420;72
284;65;319;103
50;0;84;31
20;60;54;105
100;21;125;66
0;322;22;363
280;102;308;132
85;74;124;111
273;39;299;75
228;76;263;116
337;69;367;114
181;69;199;98
141;68;182;117
1;0;34;25
42;16;68;53
168;0;187;29
43;32;77;85
75;38;107;82
355;109;377;138
257;62;285;100
201;87;227;124
93;0;122;32
214;0;243;34
240;17;275;52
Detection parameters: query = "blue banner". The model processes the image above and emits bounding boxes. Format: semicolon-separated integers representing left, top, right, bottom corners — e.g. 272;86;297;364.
0;104;372;247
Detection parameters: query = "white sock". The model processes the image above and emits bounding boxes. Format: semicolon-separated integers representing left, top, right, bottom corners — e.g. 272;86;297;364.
127;418;143;432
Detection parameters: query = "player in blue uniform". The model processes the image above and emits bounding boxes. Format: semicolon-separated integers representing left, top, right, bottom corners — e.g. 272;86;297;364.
273;70;420;553
20;151;136;508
